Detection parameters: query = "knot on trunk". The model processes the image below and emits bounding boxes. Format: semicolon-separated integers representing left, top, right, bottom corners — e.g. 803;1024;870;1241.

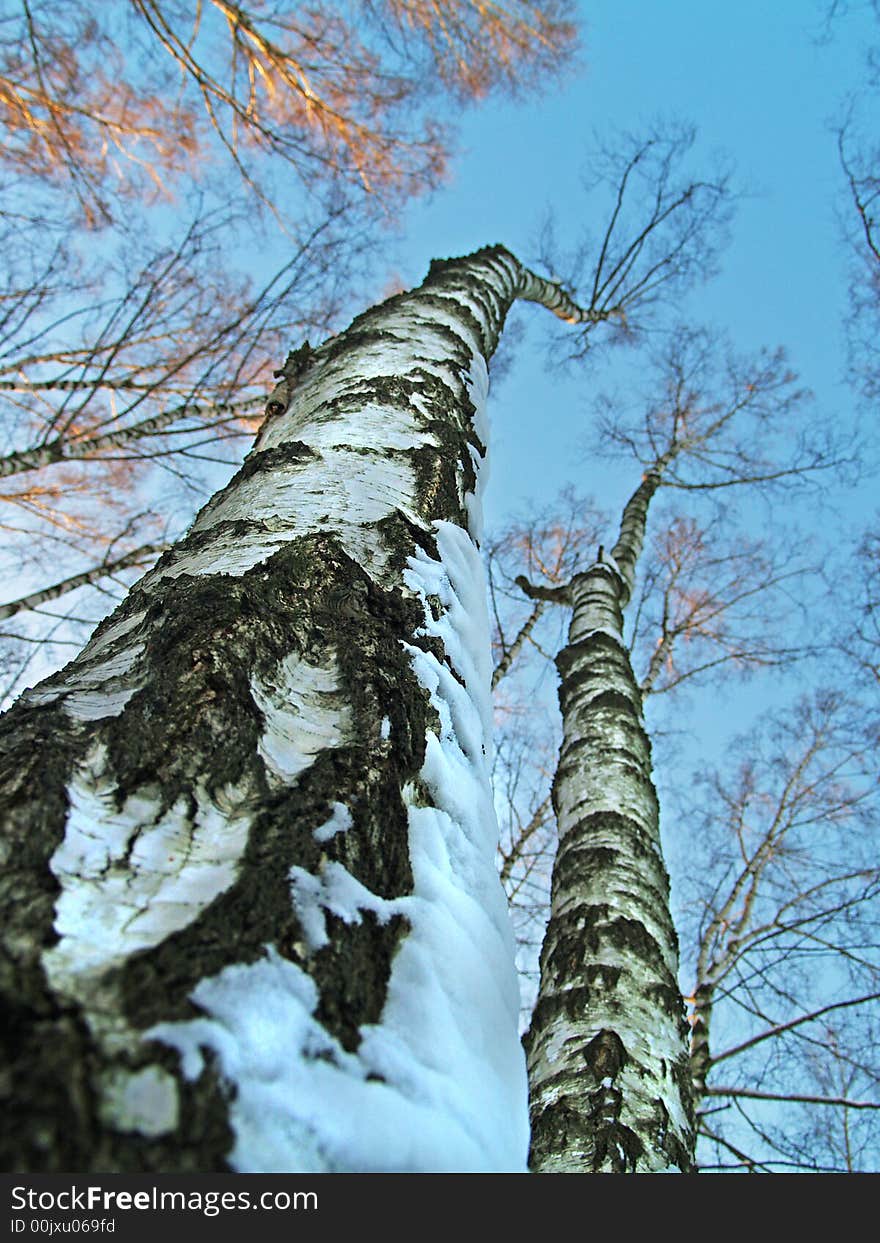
264;378;291;419
584;1027;628;1081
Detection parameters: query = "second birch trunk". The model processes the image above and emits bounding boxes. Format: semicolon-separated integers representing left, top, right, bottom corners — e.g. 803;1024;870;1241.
525;475;695;1172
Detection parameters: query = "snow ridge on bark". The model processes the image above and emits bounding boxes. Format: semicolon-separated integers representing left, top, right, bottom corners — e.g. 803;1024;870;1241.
143;249;527;1171
148;521;527;1172
0;245;538;1172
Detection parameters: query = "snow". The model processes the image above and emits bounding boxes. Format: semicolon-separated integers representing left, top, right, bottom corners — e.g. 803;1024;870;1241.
404;521;495;749
148;520;529;1172
464;353;490;450
288;868;332;952
290;860;401;954
312;801;353;842
98;1066;179;1138
150;946;508;1173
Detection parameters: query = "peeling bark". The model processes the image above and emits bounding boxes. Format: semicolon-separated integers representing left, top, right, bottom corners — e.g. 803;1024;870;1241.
525;475;695;1173
0;244;603;1173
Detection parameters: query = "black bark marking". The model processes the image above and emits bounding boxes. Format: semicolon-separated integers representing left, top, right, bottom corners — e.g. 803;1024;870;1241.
0;245;517;1171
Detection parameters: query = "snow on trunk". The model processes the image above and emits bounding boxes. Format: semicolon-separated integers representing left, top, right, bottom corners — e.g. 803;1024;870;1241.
0;246;545;1172
525;475;695;1172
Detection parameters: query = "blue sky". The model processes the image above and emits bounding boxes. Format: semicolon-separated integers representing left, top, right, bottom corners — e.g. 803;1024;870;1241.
6;2;871;733
391;0;874;532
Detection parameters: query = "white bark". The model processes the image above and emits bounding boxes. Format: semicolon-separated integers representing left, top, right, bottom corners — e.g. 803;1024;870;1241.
0;245;593;1172
525;475;695;1172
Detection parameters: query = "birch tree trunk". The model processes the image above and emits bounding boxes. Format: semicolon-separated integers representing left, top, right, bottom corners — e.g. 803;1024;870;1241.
525;474;695;1172
0;245;596;1173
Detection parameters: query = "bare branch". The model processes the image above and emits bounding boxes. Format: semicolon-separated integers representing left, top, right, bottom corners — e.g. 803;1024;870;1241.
705;1086;880;1110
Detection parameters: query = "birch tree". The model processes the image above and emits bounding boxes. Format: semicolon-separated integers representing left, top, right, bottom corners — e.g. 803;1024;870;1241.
491;504;818;1030
0;241;654;1173
501;329;836;1171
489;496;606;1017
521;471;697;1172
494;510;879;1172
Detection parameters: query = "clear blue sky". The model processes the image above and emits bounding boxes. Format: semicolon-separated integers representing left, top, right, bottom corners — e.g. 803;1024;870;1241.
392;0;873;532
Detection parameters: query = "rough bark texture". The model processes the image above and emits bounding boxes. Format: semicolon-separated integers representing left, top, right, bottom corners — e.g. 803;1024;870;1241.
0;245;563;1173
525;475;695;1172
